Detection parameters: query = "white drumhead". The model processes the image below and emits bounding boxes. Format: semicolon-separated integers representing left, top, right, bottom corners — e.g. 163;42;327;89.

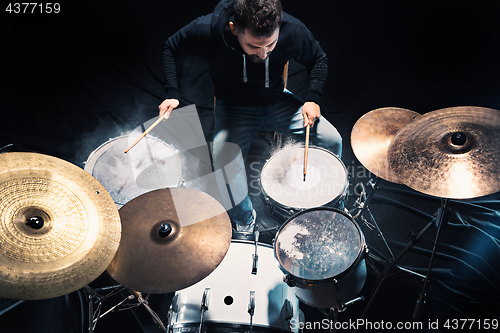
260;146;347;209
275;208;363;281
84;136;182;208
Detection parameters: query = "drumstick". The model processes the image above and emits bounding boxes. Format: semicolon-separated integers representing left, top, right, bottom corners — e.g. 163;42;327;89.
124;116;164;153
304;123;310;181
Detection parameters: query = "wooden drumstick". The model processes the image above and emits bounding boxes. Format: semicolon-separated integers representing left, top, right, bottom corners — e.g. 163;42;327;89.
304;123;310;181
124;116;164;153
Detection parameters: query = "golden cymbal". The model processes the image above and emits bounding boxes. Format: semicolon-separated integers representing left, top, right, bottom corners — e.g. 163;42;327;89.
0;152;121;300
351;107;420;183
388;106;500;199
107;187;232;294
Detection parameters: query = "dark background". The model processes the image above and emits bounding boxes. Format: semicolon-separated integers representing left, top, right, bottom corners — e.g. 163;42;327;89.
1;1;500;332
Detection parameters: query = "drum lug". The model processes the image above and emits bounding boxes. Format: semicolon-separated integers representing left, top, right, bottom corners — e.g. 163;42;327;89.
170;293;179;313
331;278;340;291
283;299;294;321
284;275;295;288
262;195;273;215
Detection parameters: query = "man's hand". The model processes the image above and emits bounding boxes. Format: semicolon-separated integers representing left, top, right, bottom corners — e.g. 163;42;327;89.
158;99;180;119
302;101;321;127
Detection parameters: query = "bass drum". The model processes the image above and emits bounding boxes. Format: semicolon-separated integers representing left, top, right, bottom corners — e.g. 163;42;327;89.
274;208;367;309
260;145;348;222
168;240;303;332
84;135;183;208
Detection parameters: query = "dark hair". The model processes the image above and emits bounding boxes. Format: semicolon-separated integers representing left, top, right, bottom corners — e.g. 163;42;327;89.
233;0;283;37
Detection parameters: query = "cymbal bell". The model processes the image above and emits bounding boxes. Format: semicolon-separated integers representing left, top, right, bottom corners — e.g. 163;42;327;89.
0;152;121;300
107;187;232;294
351;107;420;183
388;106;500;199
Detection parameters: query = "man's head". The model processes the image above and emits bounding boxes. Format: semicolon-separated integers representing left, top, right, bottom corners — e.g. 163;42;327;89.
229;0;283;62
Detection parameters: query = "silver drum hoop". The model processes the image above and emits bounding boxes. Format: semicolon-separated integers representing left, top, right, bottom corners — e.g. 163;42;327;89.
260;146;348;221
84;135;182;208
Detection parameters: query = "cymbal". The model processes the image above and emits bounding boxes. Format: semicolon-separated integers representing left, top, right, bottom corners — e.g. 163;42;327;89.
351;107;420;183
388;106;500;199
107;187;232;294
0;152;121;300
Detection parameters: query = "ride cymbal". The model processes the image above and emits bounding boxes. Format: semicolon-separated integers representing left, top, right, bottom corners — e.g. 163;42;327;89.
107;187;232;294
351;107;420;183
388;106;500;199
0;152;121;300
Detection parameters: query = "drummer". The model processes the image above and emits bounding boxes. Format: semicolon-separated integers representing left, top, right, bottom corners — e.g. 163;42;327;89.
159;0;342;232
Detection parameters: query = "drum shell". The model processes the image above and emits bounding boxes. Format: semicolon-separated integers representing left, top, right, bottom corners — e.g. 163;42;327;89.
262;189;347;223
168;240;301;332
285;256;366;308
275;208;367;309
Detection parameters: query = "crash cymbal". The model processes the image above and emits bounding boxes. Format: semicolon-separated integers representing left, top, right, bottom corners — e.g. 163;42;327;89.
388;106;500;199
351;107;420;183
107;187;232;294
0;152;121;300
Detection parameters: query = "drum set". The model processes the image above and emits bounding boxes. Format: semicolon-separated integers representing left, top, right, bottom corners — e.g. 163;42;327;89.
1;105;500;332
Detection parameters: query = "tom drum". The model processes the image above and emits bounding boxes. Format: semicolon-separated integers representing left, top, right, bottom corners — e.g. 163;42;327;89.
84;135;182;208
274;208;367;309
260;145;349;222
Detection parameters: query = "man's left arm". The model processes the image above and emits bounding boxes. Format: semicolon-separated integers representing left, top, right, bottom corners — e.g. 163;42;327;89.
292;24;328;127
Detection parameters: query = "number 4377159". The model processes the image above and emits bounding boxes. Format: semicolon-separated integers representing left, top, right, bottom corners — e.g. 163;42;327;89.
6;3;60;14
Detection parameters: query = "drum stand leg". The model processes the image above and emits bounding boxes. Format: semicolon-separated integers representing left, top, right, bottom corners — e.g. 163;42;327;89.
325;297;364;333
356;198;450;326
84;286;167;333
350;178;394;261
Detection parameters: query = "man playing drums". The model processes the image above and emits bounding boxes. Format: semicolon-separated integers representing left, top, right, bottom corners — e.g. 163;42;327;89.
159;0;342;231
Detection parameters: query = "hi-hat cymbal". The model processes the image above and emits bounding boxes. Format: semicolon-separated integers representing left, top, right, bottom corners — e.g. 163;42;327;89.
351;107;420;183
388;106;500;199
107;187;232;294
0;152;121;300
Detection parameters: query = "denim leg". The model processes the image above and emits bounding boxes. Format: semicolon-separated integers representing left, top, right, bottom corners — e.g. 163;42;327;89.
212;93;342;227
212;100;263;226
263;91;343;157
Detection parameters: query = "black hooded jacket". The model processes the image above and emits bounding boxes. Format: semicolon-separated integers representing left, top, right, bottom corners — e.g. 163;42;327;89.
163;0;328;106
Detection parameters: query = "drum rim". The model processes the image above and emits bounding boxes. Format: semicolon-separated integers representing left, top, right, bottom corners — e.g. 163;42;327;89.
273;207;367;286
83;135;180;174
170;322;293;332
229;238;273;249
260;145;349;209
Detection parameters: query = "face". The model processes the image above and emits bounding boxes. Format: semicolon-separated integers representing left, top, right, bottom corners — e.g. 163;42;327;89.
229;22;279;63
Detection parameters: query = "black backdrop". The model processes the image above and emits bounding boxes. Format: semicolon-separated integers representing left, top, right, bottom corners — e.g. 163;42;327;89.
1;1;500;332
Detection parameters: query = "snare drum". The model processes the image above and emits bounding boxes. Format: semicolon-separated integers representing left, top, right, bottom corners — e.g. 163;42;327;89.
274;208;367;309
260;146;348;222
84;135;182;208
168;240;302;332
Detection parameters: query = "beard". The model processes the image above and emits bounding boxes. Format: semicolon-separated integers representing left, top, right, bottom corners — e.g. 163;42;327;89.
247;53;268;63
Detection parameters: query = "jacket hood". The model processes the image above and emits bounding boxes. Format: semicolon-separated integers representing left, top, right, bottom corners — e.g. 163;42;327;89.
210;0;271;88
211;0;236;49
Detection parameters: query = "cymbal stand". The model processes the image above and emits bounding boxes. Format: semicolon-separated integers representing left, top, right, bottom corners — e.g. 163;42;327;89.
349;177;394;261
84;285;167;333
84;285;123;333
413;198;450;320
356;198;450;326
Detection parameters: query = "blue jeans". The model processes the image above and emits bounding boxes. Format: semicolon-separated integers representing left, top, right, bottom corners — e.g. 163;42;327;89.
212;90;342;226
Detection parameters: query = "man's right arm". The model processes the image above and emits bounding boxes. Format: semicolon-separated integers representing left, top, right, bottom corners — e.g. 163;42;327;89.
160;16;212;118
